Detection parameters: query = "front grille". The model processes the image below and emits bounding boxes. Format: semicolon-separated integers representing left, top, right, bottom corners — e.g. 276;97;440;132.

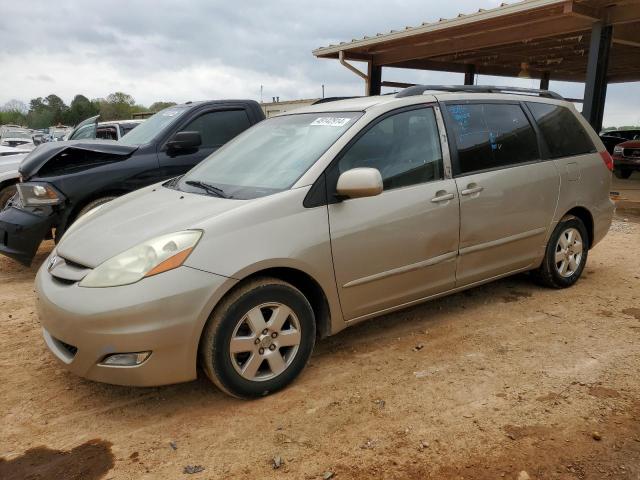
623;148;640;158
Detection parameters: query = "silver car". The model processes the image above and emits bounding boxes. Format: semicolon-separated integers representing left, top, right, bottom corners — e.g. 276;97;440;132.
35;86;614;398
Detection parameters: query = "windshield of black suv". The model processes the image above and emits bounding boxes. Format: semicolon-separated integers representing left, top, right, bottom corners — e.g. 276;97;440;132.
175;111;363;200
119;106;189;146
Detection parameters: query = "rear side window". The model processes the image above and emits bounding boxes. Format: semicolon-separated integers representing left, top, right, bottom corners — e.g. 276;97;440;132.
446;103;539;175
337;107;443;190
527;103;595;158
180;109;251;148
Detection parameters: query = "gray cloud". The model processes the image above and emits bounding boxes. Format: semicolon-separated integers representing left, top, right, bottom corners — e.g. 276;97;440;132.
0;0;637;127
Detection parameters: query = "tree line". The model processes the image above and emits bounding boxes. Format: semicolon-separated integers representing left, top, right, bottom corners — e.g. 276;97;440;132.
0;93;177;129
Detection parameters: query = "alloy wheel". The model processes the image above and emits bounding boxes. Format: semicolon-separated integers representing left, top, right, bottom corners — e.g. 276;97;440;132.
229;302;302;381
554;227;583;278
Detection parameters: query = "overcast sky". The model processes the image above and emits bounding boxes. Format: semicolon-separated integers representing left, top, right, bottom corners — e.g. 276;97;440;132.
1;0;638;127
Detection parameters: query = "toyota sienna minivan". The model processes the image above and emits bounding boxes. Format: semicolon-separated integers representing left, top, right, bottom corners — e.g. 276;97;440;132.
35;86;614;398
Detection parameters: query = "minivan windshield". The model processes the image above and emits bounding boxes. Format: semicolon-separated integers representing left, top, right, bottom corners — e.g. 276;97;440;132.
176;111;362;199
119;106;189;146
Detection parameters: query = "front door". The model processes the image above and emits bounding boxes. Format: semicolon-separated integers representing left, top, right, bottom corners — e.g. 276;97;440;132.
157;108;252;179
328;106;460;321
443;102;559;286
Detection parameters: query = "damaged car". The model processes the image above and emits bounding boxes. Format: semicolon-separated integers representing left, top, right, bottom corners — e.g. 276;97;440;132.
0;100;265;265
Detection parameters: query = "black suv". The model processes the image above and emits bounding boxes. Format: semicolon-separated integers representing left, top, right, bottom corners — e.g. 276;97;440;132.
0;100;265;265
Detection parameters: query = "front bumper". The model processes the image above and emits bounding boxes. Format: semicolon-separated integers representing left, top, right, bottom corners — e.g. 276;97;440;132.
36;262;235;386
0;201;57;265
613;155;640;170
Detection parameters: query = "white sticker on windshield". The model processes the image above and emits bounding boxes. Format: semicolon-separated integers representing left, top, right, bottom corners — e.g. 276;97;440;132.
310;117;351;127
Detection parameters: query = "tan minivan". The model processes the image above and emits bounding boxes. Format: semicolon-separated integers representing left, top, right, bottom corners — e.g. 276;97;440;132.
36;86;614;398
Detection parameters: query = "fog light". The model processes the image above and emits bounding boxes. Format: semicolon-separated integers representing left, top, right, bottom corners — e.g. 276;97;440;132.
100;351;151;367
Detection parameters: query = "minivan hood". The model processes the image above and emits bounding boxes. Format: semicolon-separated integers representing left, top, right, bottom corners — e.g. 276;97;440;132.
57;185;246;268
19;140;138;179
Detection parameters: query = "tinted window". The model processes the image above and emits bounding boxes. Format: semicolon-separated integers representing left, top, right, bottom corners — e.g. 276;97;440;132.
338;107;443;190
527;103;595;158
446;103;539;175
180;110;251;148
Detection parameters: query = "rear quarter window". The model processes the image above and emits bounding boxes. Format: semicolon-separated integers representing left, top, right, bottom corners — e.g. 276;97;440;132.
527;102;596;158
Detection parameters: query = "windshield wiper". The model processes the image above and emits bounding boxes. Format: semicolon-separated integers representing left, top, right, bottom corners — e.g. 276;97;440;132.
185;180;230;199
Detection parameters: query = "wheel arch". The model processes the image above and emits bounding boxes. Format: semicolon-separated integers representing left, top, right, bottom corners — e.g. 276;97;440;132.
563;206;594;249
229;266;333;340
0;175;19;191
61;188;130;233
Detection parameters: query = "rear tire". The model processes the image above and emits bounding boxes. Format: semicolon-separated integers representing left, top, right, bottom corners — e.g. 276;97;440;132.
531;215;588;289
0;184;17;209
76;196;117;218
614;168;633;179
200;277;316;398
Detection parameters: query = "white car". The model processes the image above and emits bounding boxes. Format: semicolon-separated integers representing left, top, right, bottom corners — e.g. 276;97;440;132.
0;128;34;149
66;115;144;141
0;152;28;207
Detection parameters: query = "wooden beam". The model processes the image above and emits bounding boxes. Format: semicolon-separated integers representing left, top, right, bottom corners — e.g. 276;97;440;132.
372;16;591;66
381;81;416;89
563;1;601;21
606;4;640;26
612;23;640;48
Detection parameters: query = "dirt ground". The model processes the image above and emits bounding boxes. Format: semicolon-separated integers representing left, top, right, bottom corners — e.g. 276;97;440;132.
1;216;639;480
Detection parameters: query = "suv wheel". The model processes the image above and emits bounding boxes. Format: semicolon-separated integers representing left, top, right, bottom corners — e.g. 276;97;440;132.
614;168;633;179
531;215;588;288
0;184;17;209
200;277;316;398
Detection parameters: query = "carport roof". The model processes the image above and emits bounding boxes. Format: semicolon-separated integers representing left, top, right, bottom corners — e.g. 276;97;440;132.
313;0;640;83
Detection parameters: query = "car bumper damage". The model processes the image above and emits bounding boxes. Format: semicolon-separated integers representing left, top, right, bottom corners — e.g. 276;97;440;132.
0;199;58;266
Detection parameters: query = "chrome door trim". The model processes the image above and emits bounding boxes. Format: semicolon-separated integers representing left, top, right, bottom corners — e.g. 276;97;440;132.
343;251;458;289
459;227;547;256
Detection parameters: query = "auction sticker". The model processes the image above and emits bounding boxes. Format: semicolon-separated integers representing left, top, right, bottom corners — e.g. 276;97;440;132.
310;117;351;127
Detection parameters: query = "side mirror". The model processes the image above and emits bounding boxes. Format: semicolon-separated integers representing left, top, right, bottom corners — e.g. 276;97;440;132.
167;131;202;151
336;167;383;200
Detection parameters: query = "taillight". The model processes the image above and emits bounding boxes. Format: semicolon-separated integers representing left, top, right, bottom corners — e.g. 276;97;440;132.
600;151;613;171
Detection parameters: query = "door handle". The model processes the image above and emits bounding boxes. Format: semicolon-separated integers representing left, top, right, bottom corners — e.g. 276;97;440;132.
430;192;455;203
460;185;484;196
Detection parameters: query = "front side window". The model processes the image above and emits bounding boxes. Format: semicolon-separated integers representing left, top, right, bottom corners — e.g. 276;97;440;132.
177;112;362;199
527;102;595;158
179;110;251;148
446;103;539;175
337;107;443;190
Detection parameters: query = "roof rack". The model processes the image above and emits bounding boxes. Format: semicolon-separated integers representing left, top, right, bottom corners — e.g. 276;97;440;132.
395;85;564;100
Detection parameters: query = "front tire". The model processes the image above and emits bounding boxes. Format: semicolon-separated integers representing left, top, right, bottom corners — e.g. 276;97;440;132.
614;168;633;179
76;196;117;218
531;215;588;288
200;277;316;398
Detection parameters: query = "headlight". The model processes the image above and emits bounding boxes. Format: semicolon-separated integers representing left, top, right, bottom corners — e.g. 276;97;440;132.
79;230;202;288
16;182;63;206
613;145;624;155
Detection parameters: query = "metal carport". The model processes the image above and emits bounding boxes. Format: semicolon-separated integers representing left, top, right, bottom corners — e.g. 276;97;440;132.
313;0;640;131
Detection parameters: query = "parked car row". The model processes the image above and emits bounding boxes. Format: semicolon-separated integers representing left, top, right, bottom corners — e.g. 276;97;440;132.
0;86;614;398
